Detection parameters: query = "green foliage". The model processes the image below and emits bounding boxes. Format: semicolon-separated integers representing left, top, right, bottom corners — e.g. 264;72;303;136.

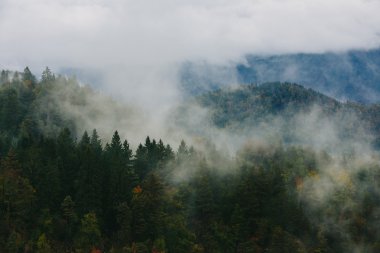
6;230;23;253
0;67;379;252
61;196;77;224
22;67;36;87
0;151;35;247
36;233;52;253
116;202;132;246
41;67;55;84
196;82;340;128
75;212;102;252
76;130;103;215
59;195;78;250
0;88;23;134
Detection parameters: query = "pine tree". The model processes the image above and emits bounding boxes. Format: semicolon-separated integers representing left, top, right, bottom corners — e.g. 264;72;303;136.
134;143;148;180
0;150;35;242
116;202;132;246
22;67;36;88
110;130;122;154
0;70;9;84
104;131;136;234
76;212;102;252
35;161;61;211
0;88;22;133
177;140;189;161
131;173;165;242
41;67;55;84
18;119;39;148
191;161;218;252
56;128;77;198
90;129;102;154
76;131;103;216
107;131;127;204
61;196;77;224
61;196;78;250
142;173;164;240
36;233;53;253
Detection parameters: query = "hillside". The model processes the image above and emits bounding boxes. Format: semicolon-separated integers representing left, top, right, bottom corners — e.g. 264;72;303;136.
198;82;341;127
175;82;380;151
238;49;380;103
1;68;380;252
180;48;380;103
0;68;148;154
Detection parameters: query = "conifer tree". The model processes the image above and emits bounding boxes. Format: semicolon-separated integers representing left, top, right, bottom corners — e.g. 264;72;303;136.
0;88;22;133
135;143;148;180
76;131;103;215
56;128;77;198
0;70;9;84
0;150;35;244
116;202;132;246
41;67;55;84
61;195;78;243
22;67;36;88
76;212;102;252
104;131;135;233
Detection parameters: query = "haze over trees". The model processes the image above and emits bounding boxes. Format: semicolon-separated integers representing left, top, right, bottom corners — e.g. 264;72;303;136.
0;67;379;252
180;48;380;103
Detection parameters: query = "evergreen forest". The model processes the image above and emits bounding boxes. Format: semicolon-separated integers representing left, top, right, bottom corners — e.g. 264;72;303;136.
0;67;379;253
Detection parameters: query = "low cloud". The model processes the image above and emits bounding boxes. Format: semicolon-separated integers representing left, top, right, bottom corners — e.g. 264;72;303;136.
1;0;380;81
1;0;380;146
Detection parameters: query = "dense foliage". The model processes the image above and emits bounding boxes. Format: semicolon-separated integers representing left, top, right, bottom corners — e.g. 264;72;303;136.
194;82;380;148
0;68;380;252
198;83;341;127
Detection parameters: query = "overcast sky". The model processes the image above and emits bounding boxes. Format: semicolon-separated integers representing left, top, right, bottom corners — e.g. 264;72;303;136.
1;0;380;107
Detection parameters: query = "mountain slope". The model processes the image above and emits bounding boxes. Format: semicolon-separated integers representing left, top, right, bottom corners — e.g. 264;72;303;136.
180;48;380;103
176;82;380;150
1;69;380;252
198;82;341;127
238;49;380;103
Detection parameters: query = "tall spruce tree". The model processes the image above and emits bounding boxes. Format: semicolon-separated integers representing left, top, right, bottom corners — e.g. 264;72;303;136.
22;67;36;88
76;131;103;216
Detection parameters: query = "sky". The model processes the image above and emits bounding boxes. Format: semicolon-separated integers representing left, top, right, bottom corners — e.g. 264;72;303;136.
1;0;380;109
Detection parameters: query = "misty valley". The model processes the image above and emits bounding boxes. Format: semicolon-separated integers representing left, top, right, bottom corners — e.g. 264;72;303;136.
1;67;380;253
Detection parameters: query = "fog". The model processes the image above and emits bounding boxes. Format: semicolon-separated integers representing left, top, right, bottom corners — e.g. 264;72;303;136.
2;2;380;250
2;0;380;107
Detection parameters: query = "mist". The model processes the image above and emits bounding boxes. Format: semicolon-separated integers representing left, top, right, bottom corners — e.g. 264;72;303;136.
2;1;380;251
2;0;380;110
1;0;380;146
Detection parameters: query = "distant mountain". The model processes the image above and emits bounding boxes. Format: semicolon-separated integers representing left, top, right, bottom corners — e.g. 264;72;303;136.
180;48;380;103
179;62;239;96
176;82;380;149
238;49;380;103
197;82;341;127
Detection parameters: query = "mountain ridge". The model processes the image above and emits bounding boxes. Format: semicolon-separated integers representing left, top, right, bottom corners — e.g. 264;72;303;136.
175;81;380;151
180;48;380;103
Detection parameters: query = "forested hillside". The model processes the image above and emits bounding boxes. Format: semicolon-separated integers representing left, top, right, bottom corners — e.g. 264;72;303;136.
176;82;380;149
1;68;380;252
238;49;380;103
180;48;380;103
198;83;341;127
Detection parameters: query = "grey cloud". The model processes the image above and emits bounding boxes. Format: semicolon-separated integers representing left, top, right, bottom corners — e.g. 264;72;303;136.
1;0;380;144
1;0;380;68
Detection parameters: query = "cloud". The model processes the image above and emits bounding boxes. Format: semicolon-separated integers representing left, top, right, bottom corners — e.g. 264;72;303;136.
1;0;380;140
1;0;380;67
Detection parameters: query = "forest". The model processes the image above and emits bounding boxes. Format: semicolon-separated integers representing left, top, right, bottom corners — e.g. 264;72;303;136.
0;67;380;253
